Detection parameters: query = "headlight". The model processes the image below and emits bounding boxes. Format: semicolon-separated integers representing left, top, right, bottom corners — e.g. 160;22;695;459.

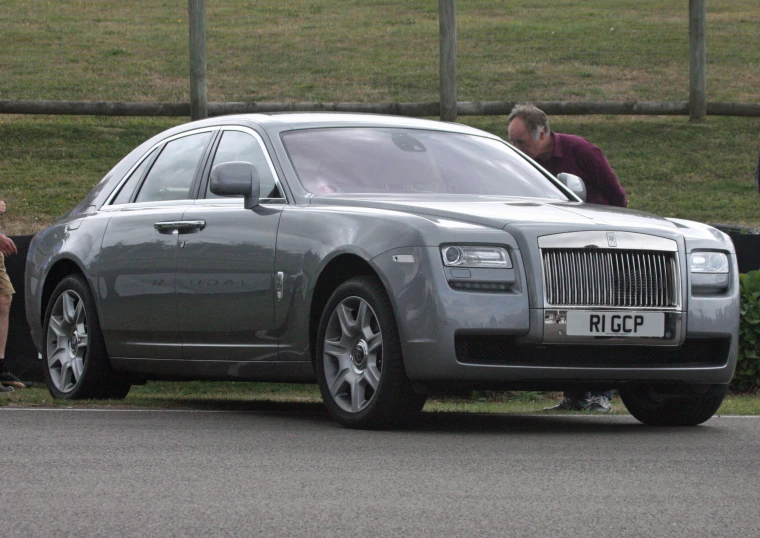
440;246;512;269
690;251;729;273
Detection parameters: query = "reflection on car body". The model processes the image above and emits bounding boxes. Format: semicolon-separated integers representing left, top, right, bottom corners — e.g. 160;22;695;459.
25;113;739;429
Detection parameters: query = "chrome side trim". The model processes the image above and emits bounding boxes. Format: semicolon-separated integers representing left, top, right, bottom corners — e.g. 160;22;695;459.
275;271;284;301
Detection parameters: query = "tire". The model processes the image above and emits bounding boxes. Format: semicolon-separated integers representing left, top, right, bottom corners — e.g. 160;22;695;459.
315;276;426;429
42;274;131;400
620;384;727;426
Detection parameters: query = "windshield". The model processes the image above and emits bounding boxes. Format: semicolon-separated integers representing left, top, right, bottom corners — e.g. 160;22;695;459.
281;127;567;199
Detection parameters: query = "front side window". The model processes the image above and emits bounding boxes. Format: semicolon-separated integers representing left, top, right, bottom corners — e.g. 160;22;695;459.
134;132;212;203
281;127;567;200
207;130;281;199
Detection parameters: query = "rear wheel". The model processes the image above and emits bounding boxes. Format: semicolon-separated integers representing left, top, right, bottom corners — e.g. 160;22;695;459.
43;274;131;400
620;384;726;426
316;276;426;429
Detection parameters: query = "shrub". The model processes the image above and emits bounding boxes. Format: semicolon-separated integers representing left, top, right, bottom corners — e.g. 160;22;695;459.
734;270;760;392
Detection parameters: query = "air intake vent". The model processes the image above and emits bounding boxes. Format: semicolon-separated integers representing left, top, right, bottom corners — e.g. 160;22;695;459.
542;249;678;307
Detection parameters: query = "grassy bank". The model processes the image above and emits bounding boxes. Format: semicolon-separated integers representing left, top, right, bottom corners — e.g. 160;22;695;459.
1;114;758;235
2;381;759;415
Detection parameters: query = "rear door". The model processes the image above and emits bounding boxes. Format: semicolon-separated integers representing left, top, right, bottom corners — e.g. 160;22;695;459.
98;128;215;359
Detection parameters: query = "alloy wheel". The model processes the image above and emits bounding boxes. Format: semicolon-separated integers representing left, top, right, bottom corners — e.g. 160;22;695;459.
322;296;383;413
46;290;88;393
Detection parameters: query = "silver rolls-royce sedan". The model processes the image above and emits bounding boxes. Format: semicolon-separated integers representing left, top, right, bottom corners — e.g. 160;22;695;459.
25;113;739;428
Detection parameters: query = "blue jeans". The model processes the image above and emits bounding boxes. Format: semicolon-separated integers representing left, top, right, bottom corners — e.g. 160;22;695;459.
565;390;613;400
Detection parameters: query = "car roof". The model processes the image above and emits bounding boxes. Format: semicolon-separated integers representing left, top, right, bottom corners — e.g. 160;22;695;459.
190;112;498;138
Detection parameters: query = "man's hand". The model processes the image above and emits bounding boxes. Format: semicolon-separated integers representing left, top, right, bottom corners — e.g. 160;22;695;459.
0;200;6;214
0;234;17;256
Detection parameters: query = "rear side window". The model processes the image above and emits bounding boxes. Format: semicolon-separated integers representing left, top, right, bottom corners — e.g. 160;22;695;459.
111;150;154;205
206;130;282;199
134;132;212;203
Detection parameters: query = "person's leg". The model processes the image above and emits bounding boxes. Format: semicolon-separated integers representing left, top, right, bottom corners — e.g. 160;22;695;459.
0;253;24;389
0;293;11;361
0;252;12;362
0;295;11;393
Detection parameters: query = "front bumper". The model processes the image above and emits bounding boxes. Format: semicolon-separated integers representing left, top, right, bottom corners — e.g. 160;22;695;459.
375;244;739;389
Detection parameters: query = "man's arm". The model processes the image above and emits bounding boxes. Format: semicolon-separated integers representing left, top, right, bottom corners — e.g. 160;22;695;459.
0;200;16;256
581;146;628;208
0;235;17;256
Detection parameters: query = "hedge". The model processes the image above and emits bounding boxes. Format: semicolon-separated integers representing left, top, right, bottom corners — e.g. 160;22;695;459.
735;270;760;392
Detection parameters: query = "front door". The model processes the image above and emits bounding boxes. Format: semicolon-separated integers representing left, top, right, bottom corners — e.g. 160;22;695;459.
176;127;287;361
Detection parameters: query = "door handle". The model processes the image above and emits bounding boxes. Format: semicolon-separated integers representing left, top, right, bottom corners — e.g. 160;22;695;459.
154;220;206;234
154;221;180;234
174;220;206;234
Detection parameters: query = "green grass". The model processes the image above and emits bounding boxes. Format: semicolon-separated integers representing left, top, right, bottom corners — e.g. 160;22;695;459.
3;381;759;416
1;114;758;234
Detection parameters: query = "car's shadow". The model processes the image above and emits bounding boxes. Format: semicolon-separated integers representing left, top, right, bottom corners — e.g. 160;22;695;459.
153;398;721;435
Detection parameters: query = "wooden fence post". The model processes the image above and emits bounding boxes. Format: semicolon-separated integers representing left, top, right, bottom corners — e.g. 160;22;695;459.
189;0;208;120
689;0;706;122
439;0;457;122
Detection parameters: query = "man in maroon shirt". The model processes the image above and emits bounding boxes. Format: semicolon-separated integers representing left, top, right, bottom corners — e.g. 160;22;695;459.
508;104;626;412
507;104;627;207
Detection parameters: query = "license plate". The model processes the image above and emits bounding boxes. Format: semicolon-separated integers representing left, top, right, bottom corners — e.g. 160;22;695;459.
566;311;665;337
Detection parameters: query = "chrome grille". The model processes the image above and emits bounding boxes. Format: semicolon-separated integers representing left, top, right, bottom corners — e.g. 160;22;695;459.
542;249;678;307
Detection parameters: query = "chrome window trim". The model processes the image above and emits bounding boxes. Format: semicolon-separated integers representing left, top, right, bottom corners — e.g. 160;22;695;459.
101;199;196;213
103;127;218;206
191;198;287;208
208;125;289;204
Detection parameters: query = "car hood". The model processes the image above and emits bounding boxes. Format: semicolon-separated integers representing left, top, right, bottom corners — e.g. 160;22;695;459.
309;195;681;233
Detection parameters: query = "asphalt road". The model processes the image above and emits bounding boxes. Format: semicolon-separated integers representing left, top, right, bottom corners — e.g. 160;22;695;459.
1;405;758;537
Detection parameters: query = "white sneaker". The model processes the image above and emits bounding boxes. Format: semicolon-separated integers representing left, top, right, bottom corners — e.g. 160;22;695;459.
587;395;611;412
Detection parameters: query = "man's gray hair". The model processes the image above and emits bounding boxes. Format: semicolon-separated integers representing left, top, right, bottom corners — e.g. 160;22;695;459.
508;104;550;141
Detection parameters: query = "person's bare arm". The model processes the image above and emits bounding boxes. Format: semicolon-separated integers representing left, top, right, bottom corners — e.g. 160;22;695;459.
0;200;6;214
0;235;16;256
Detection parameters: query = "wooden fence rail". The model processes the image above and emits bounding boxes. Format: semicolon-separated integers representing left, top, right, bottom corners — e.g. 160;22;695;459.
2;99;759;118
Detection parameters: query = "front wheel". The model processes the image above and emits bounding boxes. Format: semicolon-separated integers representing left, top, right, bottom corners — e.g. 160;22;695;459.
620;384;727;426
315;276;426;429
43;274;131;400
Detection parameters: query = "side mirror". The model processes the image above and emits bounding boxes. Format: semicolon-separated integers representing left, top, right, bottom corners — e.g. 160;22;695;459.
557;172;587;202
210;161;261;209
